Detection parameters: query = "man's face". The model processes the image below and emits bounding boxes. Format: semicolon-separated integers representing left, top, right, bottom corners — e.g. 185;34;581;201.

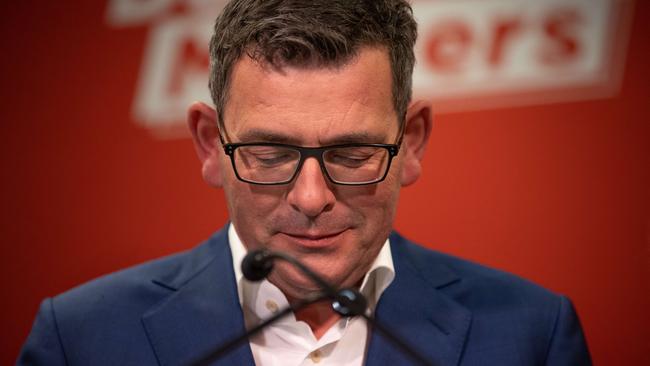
195;48;426;301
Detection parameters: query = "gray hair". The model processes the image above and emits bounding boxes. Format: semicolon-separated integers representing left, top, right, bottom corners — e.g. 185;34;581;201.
209;0;418;127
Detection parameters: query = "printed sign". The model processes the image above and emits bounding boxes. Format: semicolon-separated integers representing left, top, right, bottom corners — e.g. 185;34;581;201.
105;0;634;136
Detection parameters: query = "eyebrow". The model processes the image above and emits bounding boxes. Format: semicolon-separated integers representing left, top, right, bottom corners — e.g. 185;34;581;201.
236;129;301;144
235;129;389;146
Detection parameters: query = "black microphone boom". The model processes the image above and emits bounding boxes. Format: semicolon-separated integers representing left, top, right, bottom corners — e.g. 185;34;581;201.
243;250;372;318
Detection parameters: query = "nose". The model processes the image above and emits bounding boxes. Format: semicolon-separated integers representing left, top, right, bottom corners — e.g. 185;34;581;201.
286;158;336;218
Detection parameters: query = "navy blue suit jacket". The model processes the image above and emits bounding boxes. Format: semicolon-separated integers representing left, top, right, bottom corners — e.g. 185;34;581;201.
19;228;591;365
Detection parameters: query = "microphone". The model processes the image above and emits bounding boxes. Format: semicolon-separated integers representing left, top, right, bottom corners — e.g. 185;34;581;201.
191;249;434;366
240;248;274;281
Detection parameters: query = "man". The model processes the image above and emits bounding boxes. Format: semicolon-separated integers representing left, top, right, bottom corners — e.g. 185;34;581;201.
19;0;591;365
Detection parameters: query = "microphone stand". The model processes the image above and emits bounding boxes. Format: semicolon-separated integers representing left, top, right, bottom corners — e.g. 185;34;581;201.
256;251;435;366
192;249;435;366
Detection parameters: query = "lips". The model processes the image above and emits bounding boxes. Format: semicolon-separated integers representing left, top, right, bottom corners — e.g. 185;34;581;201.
280;230;347;249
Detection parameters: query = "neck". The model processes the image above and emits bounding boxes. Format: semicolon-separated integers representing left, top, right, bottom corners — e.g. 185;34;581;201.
293;300;341;339
288;277;368;339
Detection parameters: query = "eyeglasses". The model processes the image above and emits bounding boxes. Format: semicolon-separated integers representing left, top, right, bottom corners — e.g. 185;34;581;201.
222;142;400;185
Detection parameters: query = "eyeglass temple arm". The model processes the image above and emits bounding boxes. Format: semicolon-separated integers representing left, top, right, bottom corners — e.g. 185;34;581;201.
394;113;407;148
216;119;229;150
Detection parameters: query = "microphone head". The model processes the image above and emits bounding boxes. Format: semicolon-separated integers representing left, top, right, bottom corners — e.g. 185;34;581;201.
241;249;274;281
332;288;367;317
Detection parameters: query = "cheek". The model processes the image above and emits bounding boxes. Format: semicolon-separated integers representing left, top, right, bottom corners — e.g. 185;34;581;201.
223;181;287;237
227;186;276;220
342;178;401;230
372;176;401;224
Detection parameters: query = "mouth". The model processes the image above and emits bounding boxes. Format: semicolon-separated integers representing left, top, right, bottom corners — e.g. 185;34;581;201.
279;230;347;250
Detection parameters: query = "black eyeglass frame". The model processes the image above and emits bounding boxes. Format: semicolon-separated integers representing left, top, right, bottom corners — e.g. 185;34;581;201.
222;142;400;186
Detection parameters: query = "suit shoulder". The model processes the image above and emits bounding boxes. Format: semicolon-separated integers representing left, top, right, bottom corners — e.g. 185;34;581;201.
22;230;232;364
51;230;228;320
390;232;563;308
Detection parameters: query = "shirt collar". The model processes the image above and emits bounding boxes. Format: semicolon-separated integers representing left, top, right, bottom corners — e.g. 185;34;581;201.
228;223;395;314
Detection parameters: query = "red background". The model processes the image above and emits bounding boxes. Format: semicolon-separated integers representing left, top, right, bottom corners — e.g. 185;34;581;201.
1;1;648;364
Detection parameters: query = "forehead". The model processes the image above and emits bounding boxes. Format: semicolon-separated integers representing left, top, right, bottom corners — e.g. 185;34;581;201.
222;47;398;145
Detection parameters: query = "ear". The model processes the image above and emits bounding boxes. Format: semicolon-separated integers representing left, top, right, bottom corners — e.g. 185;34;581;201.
400;100;433;186
187;101;224;188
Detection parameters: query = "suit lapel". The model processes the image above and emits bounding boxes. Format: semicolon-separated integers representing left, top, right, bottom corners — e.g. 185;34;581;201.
365;233;472;366
141;229;255;366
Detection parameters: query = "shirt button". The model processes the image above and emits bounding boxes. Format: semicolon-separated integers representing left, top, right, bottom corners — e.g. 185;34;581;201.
265;299;279;313
309;349;322;363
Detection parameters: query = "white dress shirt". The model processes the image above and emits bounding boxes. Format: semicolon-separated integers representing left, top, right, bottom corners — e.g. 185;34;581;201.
228;224;395;366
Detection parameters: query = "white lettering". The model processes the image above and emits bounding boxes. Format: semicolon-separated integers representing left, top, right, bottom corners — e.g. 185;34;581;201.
412;0;631;112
